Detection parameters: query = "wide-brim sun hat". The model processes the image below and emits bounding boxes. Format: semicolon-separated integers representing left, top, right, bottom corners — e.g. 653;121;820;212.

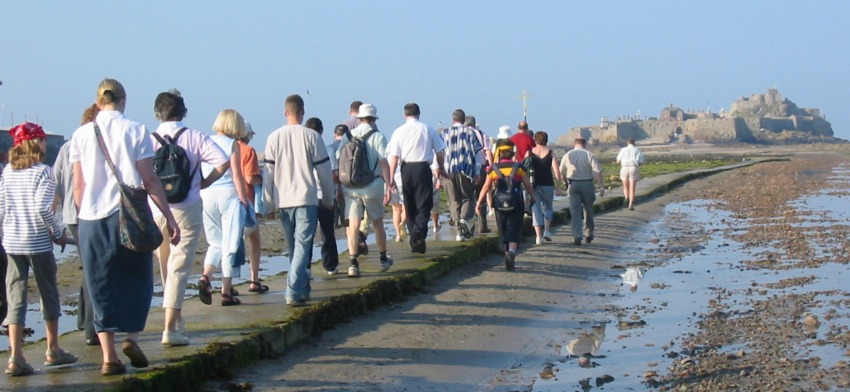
496;125;511;139
356;103;379;119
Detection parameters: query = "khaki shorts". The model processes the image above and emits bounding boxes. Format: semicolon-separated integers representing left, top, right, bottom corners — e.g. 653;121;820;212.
344;179;386;222
620;166;640;181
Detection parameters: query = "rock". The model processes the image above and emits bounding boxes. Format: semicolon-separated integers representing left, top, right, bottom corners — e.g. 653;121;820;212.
803;313;821;328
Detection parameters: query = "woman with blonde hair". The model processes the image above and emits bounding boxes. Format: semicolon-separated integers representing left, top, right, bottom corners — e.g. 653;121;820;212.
70;78;180;375
197;109;250;307
1;122;76;376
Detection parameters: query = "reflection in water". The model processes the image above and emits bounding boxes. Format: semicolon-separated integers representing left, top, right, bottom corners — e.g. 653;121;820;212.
564;324;606;363
620;266;644;291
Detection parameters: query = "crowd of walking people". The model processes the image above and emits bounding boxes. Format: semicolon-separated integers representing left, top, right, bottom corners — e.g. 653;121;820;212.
0;78;644;377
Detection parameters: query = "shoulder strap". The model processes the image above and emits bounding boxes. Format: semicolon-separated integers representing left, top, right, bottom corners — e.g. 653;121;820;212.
152;132;168;146
358;129;377;141
172;127;188;143
508;162;520;179
93;122;125;185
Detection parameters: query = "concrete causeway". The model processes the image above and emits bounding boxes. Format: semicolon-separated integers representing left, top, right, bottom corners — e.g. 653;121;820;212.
0;158;778;391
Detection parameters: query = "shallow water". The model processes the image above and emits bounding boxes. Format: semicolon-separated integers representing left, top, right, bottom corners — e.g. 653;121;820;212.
532;164;850;391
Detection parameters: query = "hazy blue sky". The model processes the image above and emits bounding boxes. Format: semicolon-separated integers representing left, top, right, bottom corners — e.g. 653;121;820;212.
1;0;848;149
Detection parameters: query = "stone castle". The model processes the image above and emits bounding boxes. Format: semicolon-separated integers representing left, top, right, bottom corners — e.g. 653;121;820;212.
557;89;835;145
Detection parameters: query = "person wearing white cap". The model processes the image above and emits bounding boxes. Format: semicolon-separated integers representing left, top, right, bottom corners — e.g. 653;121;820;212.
337;103;393;277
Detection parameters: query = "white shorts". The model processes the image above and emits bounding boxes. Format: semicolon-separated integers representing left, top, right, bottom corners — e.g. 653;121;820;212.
620;166;640;182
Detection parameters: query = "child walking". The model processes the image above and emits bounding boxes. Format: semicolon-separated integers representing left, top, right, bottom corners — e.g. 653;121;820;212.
475;140;535;271
0;122;75;376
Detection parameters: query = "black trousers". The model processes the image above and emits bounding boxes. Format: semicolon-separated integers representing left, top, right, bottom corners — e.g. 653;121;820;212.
317;204;339;271
401;162;434;241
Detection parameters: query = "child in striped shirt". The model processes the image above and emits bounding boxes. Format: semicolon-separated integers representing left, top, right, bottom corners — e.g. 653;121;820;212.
0;122;75;376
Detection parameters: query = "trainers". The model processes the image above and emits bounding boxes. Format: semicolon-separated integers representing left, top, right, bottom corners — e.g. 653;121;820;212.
411;238;426;254
458;219;472;239
543;231;552;241
327;267;338;275
455;234;465;242
488;209;495;217
379;256;394;272
161;330;190;347
535;237;543;245
348;265;361;278
504;251;516;271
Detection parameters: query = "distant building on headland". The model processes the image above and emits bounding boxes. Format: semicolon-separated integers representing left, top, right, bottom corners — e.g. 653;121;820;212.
557;89;835;145
0;127;65;166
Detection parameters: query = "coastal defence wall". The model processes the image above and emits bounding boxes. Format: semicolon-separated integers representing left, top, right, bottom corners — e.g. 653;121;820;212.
559;117;756;146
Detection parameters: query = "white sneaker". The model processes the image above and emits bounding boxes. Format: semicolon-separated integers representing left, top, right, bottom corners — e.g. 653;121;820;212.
536;237;543;245
348;265;361;277
162;330;190;347
379;256;394;272
327;267;338;275
543;231;553;241
488;209;495;217
458;219;472;239
456;234;465;242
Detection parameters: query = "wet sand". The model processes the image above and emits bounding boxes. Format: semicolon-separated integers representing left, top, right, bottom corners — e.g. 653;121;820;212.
211;149;850;391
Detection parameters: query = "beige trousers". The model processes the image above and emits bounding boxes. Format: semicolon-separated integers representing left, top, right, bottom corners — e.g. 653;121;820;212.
154;201;204;310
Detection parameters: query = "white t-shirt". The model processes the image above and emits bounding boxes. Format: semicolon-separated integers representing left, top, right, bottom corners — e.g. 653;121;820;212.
69;110;155;220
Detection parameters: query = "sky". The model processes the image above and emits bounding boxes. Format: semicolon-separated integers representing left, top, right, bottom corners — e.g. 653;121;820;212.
1;0;849;150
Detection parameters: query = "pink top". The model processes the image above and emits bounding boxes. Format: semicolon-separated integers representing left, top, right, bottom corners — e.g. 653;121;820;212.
149;121;229;212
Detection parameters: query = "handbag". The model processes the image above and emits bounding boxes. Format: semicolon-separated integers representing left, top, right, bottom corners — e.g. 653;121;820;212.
94;123;164;253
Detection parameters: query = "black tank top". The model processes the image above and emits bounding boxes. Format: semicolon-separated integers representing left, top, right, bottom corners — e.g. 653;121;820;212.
531;150;555;186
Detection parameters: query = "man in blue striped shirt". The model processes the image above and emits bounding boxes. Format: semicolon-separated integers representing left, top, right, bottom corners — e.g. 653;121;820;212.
442;109;482;242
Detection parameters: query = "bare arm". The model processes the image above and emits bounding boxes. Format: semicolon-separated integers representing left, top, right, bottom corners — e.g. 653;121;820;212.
476;175;494;208
388;155;399;190
380;158;392;206
247;174;262;185
200;161;230;189
551;151;563;183
229;142;249;206
72;162;85;212
137;157;181;245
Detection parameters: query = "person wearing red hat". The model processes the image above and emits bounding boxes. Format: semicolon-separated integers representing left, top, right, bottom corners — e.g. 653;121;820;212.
0;122;77;376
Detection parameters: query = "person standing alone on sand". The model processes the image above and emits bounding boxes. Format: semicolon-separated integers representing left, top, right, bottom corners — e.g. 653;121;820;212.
265;94;334;306
560;137;604;246
616;138;644;210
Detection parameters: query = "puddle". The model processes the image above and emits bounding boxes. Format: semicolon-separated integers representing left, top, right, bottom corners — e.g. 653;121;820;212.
532;163;850;391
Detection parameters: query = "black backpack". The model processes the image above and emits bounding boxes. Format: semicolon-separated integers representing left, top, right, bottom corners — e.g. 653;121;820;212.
338;129;378;189
152;127;196;203
491;162;523;212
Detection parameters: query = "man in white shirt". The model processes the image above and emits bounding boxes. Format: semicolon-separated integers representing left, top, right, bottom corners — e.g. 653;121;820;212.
388;103;446;254
337;103;393;277
265;94;334;307
615;138;644;210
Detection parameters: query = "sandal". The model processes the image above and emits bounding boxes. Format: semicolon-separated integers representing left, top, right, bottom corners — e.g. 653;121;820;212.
121;338;149;368
197;275;212;305
101;361;126;376
221;293;241;306
44;348;78;367
248;280;269;293
5;357;33;377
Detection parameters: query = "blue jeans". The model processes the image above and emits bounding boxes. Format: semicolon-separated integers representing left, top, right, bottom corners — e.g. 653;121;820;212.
279;206;318;301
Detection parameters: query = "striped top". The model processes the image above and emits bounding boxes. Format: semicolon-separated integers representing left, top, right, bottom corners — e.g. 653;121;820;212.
0;163;62;254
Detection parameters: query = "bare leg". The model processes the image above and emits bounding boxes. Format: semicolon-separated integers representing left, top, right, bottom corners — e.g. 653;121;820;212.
347;215;362;257
392;204;403;240
99;331;119;364
629;179;638;208
373;218;387;253
247;229;261;284
7;324;25;363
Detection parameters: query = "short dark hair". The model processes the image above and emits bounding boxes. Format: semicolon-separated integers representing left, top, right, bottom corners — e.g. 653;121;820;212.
404;103;420;117
154;92;187;121
464;115;476;127
627;138;635;145
350;100;363;113
574;137;586;146
452;109;465;123
334;124;350;137
534;131;548;146
285;94;305;116
305;117;324;135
